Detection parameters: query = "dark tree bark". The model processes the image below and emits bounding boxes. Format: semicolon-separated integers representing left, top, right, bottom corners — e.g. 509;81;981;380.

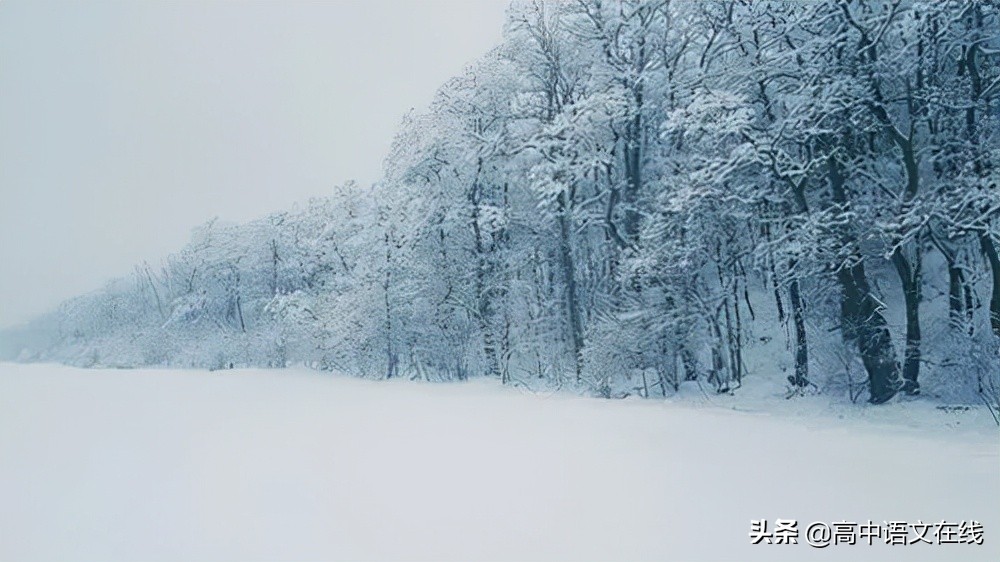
787;275;809;388
828;156;902;403
947;253;966;328
837;262;902;404
731;276;744;386
982;234;1000;339
962;7;1000;339
680;345;699;382
891;245;922;394
622;111;643;244
235;293;246;334
383;230;398;380
869;91;924;395
557;190;584;382
470;161;502;381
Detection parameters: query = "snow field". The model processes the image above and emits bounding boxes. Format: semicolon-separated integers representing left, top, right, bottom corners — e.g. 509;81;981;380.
0;362;996;561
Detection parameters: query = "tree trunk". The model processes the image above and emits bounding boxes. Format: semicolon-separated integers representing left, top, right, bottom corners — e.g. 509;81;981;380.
770;256;786;325
731;278;744;386
680;345;698;381
982;234;1000;339
787;274;809;388
890;246;922;394
963;13;999;339
621;73;644;246
557;191;584;382
471;168;501;380
828;156;901;403
837;262;901;404
235;293;246;333
707;309;729;392
383;231;397;380
499;182;512;384
946;253;966;329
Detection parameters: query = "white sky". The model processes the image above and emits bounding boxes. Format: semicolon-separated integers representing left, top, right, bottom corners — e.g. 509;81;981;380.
0;0;510;328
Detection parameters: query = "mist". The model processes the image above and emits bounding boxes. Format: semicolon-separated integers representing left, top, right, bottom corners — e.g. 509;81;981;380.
0;0;508;328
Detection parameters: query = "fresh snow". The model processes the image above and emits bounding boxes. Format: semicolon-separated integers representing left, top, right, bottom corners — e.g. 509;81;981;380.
0;362;997;561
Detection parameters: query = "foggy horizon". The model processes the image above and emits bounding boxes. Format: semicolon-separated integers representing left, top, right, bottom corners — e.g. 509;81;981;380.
0;0;509;328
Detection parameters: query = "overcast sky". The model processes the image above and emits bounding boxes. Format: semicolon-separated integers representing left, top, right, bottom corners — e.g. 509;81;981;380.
0;0;510;328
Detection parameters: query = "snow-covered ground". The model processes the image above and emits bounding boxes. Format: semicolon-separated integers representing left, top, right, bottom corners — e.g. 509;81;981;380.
0;362;996;561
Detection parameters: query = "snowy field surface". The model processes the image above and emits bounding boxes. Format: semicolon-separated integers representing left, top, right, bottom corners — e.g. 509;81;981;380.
1;362;997;561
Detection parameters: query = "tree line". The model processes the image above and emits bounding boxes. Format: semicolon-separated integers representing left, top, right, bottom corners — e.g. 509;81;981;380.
12;0;1000;408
